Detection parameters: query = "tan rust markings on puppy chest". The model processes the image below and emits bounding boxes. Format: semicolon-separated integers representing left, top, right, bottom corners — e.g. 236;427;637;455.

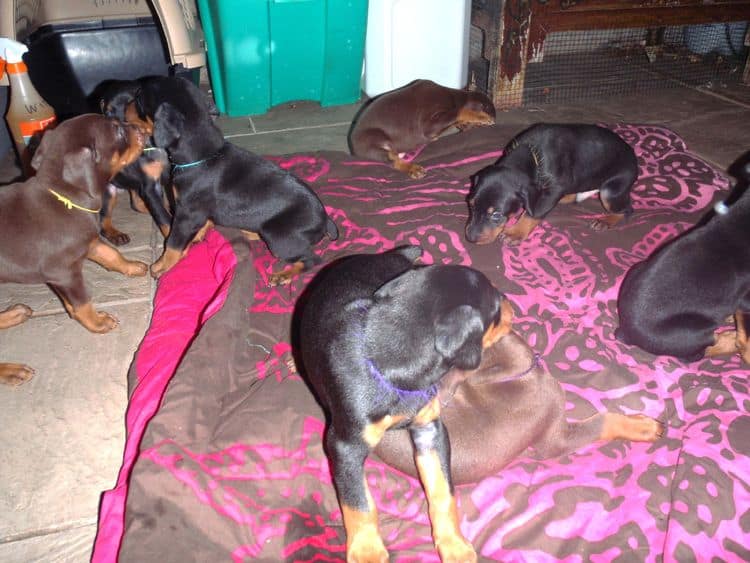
362;414;406;448
412;395;441;427
140;159;165;181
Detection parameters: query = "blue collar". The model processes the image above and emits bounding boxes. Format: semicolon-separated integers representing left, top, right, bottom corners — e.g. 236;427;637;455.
171;144;225;172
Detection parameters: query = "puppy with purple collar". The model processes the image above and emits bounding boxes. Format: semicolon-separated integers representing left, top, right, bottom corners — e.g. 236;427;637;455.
294;245;513;562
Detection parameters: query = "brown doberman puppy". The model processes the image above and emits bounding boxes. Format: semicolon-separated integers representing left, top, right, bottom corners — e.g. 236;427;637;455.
376;331;664;485
0;114;147;385
348;79;496;179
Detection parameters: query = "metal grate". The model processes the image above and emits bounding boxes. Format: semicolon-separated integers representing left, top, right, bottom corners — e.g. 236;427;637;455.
471;21;749;105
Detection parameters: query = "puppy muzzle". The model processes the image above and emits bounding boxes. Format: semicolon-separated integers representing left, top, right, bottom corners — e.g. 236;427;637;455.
465;219;506;245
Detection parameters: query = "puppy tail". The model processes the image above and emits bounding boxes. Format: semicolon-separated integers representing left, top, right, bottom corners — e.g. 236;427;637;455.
325;217;339;241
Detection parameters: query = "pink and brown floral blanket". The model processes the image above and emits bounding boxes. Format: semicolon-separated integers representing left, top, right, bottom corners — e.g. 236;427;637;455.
93;124;750;562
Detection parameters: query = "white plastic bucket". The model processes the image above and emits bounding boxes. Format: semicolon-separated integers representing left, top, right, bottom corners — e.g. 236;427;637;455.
363;0;471;98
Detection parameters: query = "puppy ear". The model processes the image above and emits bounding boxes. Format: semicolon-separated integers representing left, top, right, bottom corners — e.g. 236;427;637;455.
62;146;97;188
153;102;185;148
518;182;540;213
434;305;484;370
205;96;220;122
30;128;57;171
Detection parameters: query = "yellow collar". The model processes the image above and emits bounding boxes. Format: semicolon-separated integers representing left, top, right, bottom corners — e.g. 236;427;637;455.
48;189;101;214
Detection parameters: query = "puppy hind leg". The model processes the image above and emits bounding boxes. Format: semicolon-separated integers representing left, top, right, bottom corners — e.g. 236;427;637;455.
532;410;605;460
49;276;118;333
534;410;663;460
600;413;664;442
593;175;635;230
327;426;389;563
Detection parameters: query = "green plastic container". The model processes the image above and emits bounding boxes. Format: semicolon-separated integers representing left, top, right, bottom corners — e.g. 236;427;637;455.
197;0;368;116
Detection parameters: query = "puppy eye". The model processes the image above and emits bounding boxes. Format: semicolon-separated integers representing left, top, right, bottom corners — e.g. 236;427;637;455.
489;210;504;222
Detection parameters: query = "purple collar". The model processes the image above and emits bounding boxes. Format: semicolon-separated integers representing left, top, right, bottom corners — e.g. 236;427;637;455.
355;301;437;408
366;358;438;408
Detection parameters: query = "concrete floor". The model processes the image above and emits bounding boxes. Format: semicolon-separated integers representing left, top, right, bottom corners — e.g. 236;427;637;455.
0;82;748;562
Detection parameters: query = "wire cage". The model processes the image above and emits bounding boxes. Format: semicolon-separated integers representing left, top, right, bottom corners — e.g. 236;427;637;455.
469;1;750;109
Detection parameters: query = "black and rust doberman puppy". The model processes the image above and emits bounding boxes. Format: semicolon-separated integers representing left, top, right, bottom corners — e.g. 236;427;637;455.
616;159;750;363
295;245;513;562
90;78;173;245
0;114;147;385
349;79;496;179
121;76;338;283
466;123;638;244
376;330;664;485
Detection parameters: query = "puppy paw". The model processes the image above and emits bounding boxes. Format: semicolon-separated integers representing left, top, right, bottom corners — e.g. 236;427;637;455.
268;271;293;287
0;304;33;329
347;538;389;563
602;413;664;442
407;164;426;179
151;248;184;279
589;214;623;231
102;230;131;246
435;535;477;563
119;260;148;277
589;219;611;231
91;311;119;333
501;232;524;245
0;363;35;386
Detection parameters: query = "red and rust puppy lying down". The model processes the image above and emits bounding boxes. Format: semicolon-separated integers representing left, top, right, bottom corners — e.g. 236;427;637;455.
118;76;338;284
294;245;663;560
348;79;496;179
466;123;638;244
0;114;147;385
295;245;513;562
616;159;750;364
375;331;664;487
